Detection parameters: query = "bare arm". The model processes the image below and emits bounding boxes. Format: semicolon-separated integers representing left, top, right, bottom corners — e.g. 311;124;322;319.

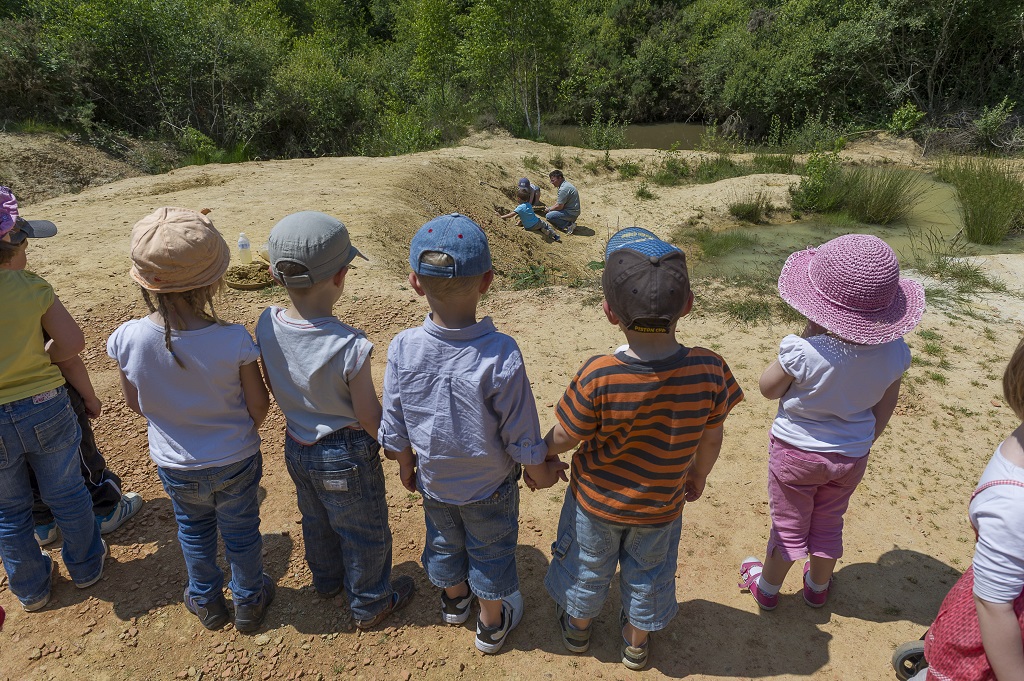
118;368;142;415
499;211;516;219
55;355;101;418
686;425;724;502
41;295;85;363
544;423;580;457
871;377;902;441
350;361;383;438
385;447;417;492
240;361;270;428
975;596;1024;681
759;359;794;399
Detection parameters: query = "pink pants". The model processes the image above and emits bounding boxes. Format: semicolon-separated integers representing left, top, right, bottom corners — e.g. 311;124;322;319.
766;435;868;561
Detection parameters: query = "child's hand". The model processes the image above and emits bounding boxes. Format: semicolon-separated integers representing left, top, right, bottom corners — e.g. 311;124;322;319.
684;473;708;502
393;449;417;492
83;395;102;419
524;459;569;491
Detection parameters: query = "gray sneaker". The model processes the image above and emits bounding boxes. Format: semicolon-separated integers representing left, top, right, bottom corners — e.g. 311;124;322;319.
556;604;591;653
565;222;576;235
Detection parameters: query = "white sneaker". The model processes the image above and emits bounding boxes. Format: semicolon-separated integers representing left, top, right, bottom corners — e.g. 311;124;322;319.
565;222;576;235
441;588;476;625
97;493;144;534
474;591;524;654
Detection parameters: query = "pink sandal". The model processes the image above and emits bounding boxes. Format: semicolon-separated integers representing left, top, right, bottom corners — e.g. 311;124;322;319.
739;557;779;610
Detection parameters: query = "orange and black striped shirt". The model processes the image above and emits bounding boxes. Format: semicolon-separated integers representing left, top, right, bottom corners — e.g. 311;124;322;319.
556;347;743;525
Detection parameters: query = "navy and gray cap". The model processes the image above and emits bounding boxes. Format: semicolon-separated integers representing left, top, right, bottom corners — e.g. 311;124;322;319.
603;227;691;333
268;211;367;288
409;213;492;278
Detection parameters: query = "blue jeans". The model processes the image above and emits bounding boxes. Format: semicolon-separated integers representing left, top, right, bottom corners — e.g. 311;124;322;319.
284;429;394;620
420;468;520;601
0;387;104;605
544;490;681;631
157;454;265;607
544;210;577;230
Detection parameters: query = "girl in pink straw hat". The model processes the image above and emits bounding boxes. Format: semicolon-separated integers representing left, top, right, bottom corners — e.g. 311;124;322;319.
739;234;925;610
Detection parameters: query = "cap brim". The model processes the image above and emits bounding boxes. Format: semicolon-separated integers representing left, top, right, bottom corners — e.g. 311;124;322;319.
20;219;58;238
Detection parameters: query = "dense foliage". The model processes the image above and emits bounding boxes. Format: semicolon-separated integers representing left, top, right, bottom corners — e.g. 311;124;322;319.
2;0;1021;159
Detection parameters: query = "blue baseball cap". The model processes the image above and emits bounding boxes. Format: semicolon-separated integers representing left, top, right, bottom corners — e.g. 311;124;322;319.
409;213;492;278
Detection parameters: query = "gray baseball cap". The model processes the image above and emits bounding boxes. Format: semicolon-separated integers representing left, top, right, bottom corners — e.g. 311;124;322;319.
268;211;367;288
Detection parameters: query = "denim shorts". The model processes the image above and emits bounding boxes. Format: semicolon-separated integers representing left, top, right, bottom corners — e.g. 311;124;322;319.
420;467;520;601
284;428;394;621
544;489;681;632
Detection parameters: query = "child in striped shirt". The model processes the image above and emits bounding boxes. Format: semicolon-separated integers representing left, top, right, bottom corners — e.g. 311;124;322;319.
539;227;743;670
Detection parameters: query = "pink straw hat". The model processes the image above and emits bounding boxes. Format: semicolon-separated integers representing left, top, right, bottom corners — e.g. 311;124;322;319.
777;234;925;345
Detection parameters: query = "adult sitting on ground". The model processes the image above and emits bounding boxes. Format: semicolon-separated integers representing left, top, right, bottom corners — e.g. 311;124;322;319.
544;170;580;235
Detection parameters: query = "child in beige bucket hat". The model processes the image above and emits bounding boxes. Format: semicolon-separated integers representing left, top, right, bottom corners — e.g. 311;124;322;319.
107;207;275;632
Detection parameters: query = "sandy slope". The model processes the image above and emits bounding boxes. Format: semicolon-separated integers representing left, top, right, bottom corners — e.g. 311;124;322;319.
1;131;1023;681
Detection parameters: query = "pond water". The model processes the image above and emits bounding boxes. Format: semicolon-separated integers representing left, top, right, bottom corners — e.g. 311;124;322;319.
543;122;707;150
688;173;1024;281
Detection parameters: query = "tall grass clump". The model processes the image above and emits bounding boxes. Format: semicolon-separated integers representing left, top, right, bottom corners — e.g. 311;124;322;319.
842;167;926;225
752;152;798;174
936;157;1024;244
728;191;772;223
694;154;745;183
618;160;643;179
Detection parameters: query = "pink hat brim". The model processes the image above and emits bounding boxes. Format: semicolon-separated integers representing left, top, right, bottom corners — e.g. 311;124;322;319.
778;246;925;345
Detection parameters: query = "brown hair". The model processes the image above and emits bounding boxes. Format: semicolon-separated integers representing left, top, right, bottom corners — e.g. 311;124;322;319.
140;281;225;367
1003;336;1024;419
549;169;564;180
516;187;532;203
0;239;24;266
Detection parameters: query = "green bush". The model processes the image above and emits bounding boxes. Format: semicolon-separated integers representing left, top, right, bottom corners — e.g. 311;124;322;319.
618;160;642;180
973;97;1015;147
790;149;844;213
578;104;629;150
888;102;926;135
938;157;1024;244
728;191;772;223
650;150;690;186
841;167;925;225
634;181;655;200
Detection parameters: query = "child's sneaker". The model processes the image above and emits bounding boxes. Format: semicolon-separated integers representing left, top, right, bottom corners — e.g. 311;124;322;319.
441;587;476;625
475;590;524;654
619;610;650;670
355;575;416;629
556;604;591;653
183;587;230;630
75;540;109;589
34;521;58;547
97;492;144;535
234;574;276;633
738;557;778;611
802;561;831;608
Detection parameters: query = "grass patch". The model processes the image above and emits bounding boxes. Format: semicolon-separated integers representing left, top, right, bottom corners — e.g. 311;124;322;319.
935;156;1024;244
679;226;759;258
841;167;927;225
510;264;551;290
634;181;655;200
728;190;772;223
618;160;642;180
649;150;691;186
523;154;542;172
693;154;745;183
751;152;798;174
917;329;942;341
548;150;565;169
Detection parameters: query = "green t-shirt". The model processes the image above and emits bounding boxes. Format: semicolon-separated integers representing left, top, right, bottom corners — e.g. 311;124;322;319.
0;269;65;404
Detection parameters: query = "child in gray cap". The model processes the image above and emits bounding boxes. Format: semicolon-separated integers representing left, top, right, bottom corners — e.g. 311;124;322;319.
256;211;415;630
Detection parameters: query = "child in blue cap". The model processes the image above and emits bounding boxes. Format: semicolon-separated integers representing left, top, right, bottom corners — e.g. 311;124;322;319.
379;213;566;654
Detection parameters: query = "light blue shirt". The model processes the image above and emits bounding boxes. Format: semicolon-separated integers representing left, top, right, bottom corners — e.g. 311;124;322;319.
514;202;540;229
255;306;373;445
771;334;911;457
379;314;547;504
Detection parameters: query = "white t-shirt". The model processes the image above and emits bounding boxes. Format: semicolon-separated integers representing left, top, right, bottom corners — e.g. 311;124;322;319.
771;334;911;456
107;318;262;469
255;306;372;445
970;445;1024;603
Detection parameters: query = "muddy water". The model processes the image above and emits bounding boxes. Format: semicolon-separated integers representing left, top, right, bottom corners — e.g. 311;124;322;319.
543;122;707;150
691;174;1024;280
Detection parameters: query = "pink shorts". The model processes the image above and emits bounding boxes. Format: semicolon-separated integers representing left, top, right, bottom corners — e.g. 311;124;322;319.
766;435;868;561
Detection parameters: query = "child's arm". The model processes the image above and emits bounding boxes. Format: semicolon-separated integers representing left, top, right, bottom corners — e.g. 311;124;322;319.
54;355;102;418
499;211;516;219
685;424;724;502
523;424;575;490
759;360;794;399
974;596;1024;681
117;368;142;415
871;377;902;441
41;295;85;363
384;447;417;492
349;361;383;438
240;362;270;428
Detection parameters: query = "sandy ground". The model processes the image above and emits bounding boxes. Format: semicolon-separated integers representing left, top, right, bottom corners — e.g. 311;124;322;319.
1;130;1023;681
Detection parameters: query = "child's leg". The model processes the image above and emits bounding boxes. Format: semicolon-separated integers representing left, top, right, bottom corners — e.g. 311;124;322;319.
158;465;228;605
544;489;619;625
210;454;266;607
805;453;869;584
284;432;395;619
459;472;521;623
619;514;683;645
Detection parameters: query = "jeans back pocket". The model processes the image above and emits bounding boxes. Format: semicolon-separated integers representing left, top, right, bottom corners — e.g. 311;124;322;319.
310;465;363;509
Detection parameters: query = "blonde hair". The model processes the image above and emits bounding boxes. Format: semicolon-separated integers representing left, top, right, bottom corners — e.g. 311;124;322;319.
1003;336;1024;419
140;281;225;367
415;252;483;296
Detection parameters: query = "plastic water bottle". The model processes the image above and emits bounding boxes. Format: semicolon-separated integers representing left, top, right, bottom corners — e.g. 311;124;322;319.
237;232;252;264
